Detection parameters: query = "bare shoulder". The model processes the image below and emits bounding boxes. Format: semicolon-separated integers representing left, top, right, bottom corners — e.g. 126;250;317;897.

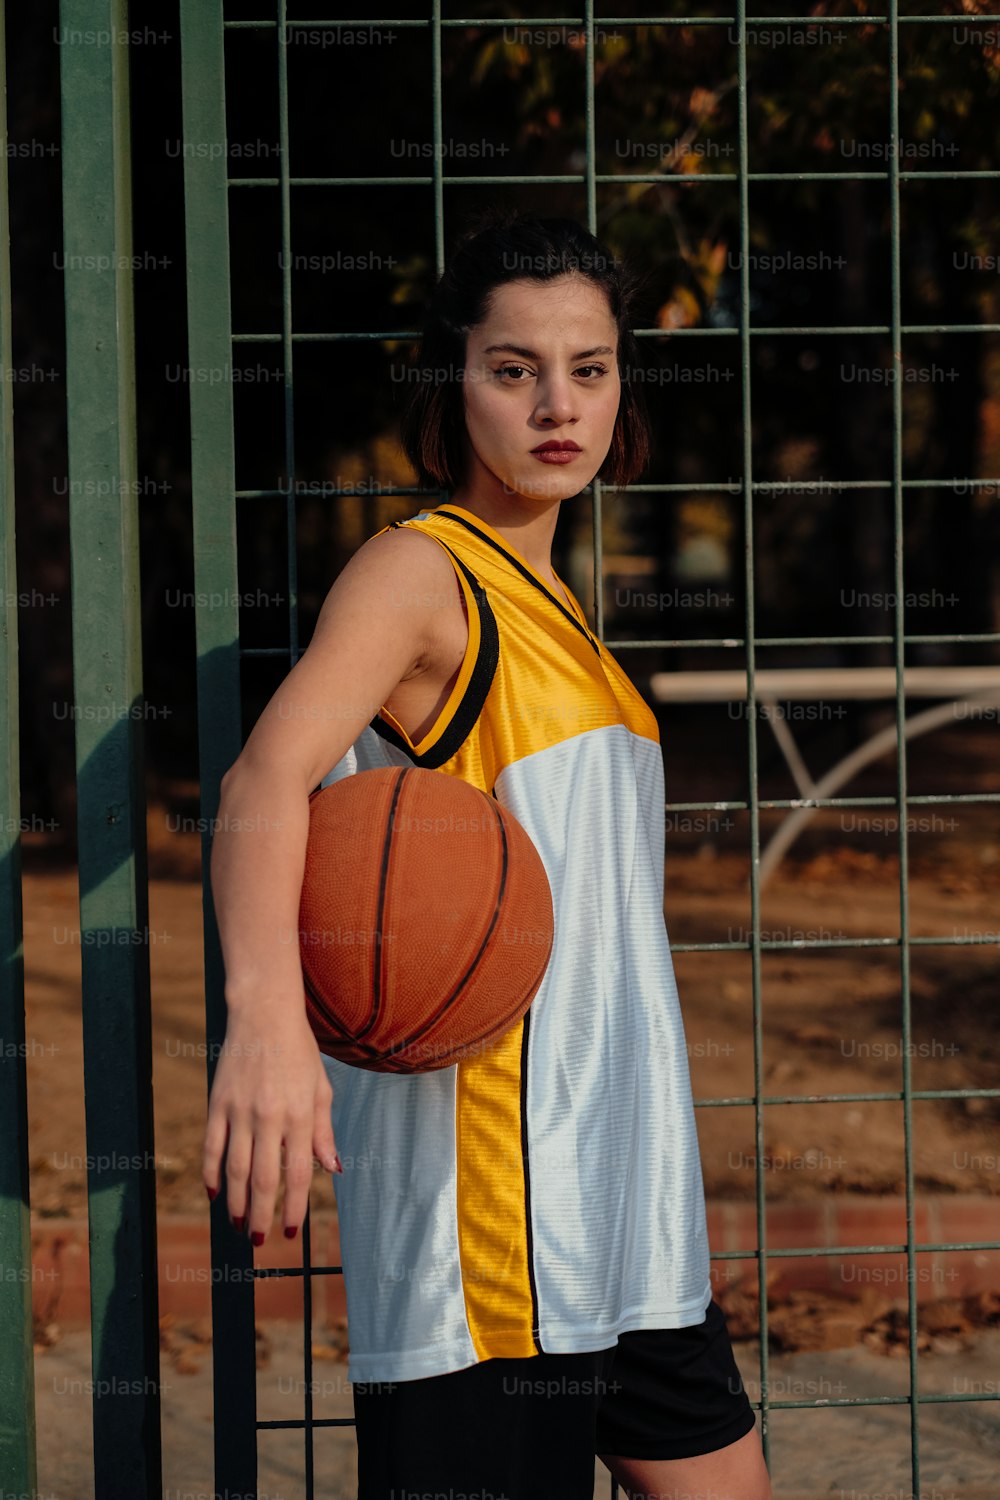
224;521;469;792
338;522;468;684
345;520;462;596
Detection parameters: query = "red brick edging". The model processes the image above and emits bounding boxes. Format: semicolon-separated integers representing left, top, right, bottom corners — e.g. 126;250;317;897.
30;1195;999;1330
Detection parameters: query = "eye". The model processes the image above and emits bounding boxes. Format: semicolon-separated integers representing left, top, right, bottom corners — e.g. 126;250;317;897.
495;362;611;381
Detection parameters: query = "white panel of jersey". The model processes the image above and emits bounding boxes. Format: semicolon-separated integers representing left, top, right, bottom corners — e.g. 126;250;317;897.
315;504;713;1384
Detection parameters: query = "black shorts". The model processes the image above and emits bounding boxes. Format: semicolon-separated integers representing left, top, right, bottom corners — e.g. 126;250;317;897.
352;1297;758;1499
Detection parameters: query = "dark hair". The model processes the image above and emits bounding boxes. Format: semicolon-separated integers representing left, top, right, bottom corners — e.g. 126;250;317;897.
398;209;653;494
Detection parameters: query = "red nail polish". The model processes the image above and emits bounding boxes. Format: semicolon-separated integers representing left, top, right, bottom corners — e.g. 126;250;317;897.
232;1215;245;1233
284;1225;298;1240
334;1153;344;1175
251;1231;265;1247
206;1186;218;1202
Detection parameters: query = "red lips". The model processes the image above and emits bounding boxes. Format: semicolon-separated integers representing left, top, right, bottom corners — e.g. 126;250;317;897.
531;440;582;453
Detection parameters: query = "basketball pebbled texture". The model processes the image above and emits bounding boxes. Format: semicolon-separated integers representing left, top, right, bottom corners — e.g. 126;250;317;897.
298;766;554;1073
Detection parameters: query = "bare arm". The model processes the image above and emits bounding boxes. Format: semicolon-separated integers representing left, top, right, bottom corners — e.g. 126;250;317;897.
202;525;460;1243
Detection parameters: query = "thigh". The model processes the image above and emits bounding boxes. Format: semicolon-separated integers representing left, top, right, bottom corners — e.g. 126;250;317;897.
353;1345;618;1500
600;1425;771;1500
594;1298;758;1462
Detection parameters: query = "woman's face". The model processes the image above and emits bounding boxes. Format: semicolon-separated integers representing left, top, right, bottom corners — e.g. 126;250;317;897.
459;274;621;504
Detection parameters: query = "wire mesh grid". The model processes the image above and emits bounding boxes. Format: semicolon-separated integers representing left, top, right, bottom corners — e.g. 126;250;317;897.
176;3;1000;1494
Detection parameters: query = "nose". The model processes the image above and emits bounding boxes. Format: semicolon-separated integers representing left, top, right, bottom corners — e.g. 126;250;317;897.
533;373;578;428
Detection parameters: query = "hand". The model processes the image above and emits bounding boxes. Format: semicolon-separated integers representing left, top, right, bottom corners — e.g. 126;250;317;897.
202;1000;342;1244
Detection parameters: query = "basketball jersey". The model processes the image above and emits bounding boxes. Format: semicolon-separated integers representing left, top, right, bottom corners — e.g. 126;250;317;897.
318;501;713;1384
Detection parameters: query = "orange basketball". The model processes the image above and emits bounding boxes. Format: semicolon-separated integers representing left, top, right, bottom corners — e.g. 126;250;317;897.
298;766;554;1073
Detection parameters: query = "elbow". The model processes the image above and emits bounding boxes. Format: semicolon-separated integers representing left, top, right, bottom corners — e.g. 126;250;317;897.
218;753;312;801
218;757;248;798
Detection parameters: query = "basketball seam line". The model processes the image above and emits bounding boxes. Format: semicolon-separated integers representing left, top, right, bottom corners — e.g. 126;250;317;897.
376;788;512;1064
355;765;407;1044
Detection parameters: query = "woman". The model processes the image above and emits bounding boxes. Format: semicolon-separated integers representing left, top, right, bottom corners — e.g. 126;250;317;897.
204;211;772;1500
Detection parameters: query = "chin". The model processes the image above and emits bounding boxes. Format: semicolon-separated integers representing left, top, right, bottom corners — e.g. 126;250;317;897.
503;472;591;503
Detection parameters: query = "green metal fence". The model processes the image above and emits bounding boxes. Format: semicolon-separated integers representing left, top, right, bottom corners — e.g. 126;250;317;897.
178;4;1000;1496
2;0;999;1496
0;0;35;1488
5;1;164;1495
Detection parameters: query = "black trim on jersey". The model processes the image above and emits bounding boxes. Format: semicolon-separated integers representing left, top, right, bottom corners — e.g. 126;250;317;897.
434;505;602;660
519;1008;544;1354
369;526;500;768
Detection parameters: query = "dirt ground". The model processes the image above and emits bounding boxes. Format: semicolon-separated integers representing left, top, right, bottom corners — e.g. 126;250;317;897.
29;1319;1000;1500
18;726;1000;1491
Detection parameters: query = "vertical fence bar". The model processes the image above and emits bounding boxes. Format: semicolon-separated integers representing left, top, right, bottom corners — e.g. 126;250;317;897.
582;0;605;643
431;0;449;524
277;0;299;668
0;0;38;1491
178;2;257;1496
734;0;771;1465
274;4;318;1494
582;10;619;1480
583;13;608;1487
58;1;162;1494
431;4;448;504
431;0;445;278
887;0;921;1489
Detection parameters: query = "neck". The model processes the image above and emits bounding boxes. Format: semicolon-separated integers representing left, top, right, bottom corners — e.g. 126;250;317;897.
444;490;563;578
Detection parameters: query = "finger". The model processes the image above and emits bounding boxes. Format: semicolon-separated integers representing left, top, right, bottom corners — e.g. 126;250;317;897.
313;1077;341;1179
202;1109;230;1202
282;1120;317;1238
246;1120;285;1244
223;1117;255;1230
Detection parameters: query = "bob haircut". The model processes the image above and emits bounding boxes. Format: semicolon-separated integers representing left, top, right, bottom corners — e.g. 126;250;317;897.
398;209;654;494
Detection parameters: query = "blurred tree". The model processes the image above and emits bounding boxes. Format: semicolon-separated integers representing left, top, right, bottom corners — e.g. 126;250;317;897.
7;0;999;847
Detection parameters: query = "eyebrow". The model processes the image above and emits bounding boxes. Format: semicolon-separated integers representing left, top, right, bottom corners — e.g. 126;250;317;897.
481;343;615;361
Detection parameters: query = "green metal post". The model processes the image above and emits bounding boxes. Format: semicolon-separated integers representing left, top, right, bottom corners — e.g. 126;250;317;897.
58;0;162;1494
0;1;38;1492
178;2;257;1495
